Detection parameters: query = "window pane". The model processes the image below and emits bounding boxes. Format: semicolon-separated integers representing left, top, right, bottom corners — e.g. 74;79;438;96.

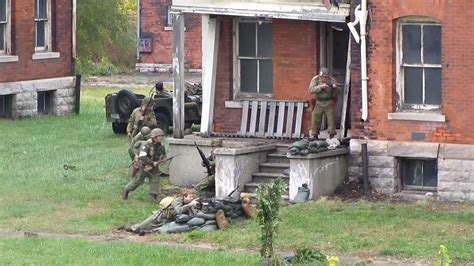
259;60;273;93
36;21;45;47
403;25;421;64
239;22;256;57
257;23;272;58
425;68;441;105
0;24;4;51
36;0;47;19
403;160;424;186
38;92;46;113
404;67;423;104
423;25;441;64
240;59;257;92
423;160;438;187
0;0;6;22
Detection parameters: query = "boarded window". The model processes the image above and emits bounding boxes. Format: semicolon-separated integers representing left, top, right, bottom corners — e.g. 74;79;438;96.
401;159;437;191
237;20;273;95
400;22;442;108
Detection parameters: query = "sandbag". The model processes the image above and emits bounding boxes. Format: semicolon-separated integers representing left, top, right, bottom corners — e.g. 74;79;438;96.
175;214;192;223
199;224;218;232
186;217;206;226
215;209;230;229
157;222;192;234
196;211;216;220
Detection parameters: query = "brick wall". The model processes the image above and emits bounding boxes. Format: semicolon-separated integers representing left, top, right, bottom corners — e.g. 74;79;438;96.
0;0;73;83
350;0;474;144
139;0;201;70
213;18;319;134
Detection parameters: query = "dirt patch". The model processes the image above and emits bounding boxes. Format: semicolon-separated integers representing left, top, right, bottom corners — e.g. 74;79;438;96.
329;178;408;203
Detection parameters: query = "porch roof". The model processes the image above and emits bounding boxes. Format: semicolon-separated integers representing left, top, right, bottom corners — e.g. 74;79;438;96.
172;0;350;23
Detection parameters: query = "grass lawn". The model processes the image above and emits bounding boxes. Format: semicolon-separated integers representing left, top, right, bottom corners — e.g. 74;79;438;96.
0;86;473;263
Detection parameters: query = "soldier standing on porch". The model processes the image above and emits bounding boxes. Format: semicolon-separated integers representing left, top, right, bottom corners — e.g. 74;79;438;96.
308;67;340;139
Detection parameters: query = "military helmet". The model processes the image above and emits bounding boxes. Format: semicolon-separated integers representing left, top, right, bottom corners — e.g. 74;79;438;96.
211;138;223;147
142;96;152;106
319;67;329;75
150;128;165;137
140;126;152;138
159;196;175;210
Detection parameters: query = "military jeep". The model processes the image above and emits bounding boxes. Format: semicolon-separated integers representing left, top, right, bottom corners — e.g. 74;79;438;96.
105;83;202;134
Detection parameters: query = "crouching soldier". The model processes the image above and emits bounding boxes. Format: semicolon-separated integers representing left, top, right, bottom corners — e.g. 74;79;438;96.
128;126;152;161
118;191;200;235
122;128;166;202
193;138;222;192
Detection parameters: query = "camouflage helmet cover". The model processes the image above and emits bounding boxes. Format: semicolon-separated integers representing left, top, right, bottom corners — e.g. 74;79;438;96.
211;138;223;147
150;128;165;137
159;196;175;210
140;126;152;138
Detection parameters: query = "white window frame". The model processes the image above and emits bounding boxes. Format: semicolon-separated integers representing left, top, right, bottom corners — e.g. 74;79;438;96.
396;17;442;112
34;0;51;52
0;0;17;62
233;18;273;99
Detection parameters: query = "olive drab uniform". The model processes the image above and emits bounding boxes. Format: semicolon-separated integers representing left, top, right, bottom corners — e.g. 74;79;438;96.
127;108;157;139
130;197;198;233
125;138;165;197
128;132;146;160
309;74;340;137
194;150;216;191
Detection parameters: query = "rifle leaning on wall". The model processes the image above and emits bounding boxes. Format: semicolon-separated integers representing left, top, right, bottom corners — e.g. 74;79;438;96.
194;142;214;176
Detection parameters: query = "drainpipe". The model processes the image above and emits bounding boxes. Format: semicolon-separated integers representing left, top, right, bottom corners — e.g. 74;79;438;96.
360;0;368;121
136;0;141;61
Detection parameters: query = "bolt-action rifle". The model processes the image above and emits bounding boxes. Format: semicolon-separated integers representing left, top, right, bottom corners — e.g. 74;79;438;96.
194;141;214;176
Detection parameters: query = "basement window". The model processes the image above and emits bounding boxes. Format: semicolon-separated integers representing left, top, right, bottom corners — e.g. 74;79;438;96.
400;158;437;191
234;19;273;98
0;94;12;118
37;90;54;115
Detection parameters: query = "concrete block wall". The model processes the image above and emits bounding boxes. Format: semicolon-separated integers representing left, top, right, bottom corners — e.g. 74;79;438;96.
138;0;202;72
0;77;76;118
349;139;474;201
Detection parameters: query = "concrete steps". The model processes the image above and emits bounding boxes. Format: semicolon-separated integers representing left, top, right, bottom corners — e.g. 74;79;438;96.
242;145;291;202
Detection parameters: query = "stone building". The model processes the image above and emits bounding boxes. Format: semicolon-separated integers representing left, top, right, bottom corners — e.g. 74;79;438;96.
135;0;202;72
0;0;77;119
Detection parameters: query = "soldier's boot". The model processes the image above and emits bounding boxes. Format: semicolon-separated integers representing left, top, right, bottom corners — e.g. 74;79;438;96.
122;189;130;200
117;224;133;232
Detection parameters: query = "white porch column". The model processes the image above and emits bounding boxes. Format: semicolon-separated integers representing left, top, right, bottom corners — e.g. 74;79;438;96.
172;12;185;138
200;15;220;136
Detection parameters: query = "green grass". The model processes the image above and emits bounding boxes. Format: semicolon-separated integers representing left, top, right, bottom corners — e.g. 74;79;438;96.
0;87;473;263
0;236;259;265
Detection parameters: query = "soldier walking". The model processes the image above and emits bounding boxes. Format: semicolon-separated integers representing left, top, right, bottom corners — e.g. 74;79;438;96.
308;67;340;139
122;128;166;202
128;126;152;161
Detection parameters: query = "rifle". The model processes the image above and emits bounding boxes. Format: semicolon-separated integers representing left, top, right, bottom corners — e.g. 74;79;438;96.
194;142;214;176
155;154;180;165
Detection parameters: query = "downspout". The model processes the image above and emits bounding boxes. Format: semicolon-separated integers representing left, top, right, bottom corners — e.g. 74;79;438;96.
360;0;368;121
136;0;141;61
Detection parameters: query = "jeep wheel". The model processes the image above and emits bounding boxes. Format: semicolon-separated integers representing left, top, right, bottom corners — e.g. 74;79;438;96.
112;122;127;134
116;89;139;117
155;112;170;134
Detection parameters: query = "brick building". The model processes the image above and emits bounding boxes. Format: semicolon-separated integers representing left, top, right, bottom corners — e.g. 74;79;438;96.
348;0;474;201
0;0;77;119
136;0;201;72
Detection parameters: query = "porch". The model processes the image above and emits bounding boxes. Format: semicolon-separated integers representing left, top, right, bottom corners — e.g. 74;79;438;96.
168;134;349;201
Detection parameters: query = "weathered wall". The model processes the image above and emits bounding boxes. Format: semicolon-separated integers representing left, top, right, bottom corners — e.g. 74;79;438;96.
213;18;319;134
348;0;474;201
138;0;202;72
0;0;74;83
350;0;474;144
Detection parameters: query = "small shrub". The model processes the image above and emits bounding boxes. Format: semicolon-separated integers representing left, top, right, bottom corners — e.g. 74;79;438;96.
293;246;326;264
435;245;451;266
